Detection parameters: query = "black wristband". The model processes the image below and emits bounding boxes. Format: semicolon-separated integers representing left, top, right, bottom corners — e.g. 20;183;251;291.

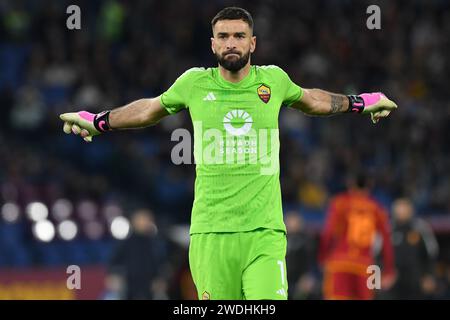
347;95;365;113
93;110;113;132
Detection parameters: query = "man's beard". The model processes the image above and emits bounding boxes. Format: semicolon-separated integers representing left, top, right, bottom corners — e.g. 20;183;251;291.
216;50;251;72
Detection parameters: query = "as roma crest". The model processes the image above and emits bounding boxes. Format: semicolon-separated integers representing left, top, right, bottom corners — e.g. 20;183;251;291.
257;84;271;103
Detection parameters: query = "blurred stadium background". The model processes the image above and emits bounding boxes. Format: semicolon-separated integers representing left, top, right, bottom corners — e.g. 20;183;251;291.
0;0;449;299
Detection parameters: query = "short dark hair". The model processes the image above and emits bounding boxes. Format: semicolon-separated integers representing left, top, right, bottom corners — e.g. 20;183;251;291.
347;171;372;190
211;7;253;30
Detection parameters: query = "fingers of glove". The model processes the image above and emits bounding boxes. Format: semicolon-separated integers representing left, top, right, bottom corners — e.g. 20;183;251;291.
61;113;83;134
371;110;390;123
80;129;90;138
380;97;398;110
83;135;93;143
378;110;391;117
63;121;73;134
371;112;380;124
72;124;81;135
59;112;78;123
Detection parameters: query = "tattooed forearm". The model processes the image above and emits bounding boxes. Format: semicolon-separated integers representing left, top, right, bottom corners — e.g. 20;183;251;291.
330;94;346;114
290;89;349;115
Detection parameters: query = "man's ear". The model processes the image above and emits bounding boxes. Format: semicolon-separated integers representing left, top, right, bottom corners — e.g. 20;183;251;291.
211;37;216;54
250;36;256;53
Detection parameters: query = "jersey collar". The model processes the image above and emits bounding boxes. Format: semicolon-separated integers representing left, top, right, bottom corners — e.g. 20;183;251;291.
214;65;256;88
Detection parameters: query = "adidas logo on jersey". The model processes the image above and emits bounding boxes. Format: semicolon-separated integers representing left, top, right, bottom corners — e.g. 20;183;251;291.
203;92;216;101
276;288;287;297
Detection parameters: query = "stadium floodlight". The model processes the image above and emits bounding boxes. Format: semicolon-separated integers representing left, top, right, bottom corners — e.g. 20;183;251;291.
110;216;130;240
1;202;20;223
52;198;73;221
26;202;49;222
57;220;78;241
32;220;56;242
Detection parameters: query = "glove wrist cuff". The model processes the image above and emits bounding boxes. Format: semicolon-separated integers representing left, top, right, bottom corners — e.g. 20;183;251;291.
347;95;365;113
93;110;113;132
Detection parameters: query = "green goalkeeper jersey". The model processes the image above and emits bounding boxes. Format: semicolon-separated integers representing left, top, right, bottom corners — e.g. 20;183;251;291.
160;65;303;234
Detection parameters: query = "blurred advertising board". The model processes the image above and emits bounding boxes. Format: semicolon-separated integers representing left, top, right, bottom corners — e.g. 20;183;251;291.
0;266;105;300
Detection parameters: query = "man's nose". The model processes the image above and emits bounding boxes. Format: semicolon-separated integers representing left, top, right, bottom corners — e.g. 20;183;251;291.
225;38;237;50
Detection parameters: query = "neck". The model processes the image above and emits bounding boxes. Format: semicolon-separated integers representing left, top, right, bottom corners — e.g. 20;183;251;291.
349;188;368;195
219;62;251;83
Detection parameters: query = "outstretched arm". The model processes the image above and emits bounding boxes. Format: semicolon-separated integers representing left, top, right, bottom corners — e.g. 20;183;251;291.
291;89;398;123
107;97;169;128
292;89;349;115
59;96;170;142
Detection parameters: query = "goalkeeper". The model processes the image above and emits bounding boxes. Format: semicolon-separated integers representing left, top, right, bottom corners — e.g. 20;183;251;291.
60;7;397;300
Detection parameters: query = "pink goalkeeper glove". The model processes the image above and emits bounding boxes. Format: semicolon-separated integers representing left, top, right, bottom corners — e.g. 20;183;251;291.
347;92;398;123
59;110;112;142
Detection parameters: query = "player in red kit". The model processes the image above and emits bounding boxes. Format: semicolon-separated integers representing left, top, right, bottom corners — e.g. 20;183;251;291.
318;174;396;300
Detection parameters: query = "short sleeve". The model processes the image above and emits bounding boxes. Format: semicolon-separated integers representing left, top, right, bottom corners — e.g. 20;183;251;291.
277;67;303;107
160;68;203;114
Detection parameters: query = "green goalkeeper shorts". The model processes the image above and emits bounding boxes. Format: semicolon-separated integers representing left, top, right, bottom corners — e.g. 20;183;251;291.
189;227;288;300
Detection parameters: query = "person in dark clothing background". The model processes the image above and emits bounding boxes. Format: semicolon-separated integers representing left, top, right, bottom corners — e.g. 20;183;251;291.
285;211;319;299
390;198;439;299
108;208;169;299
